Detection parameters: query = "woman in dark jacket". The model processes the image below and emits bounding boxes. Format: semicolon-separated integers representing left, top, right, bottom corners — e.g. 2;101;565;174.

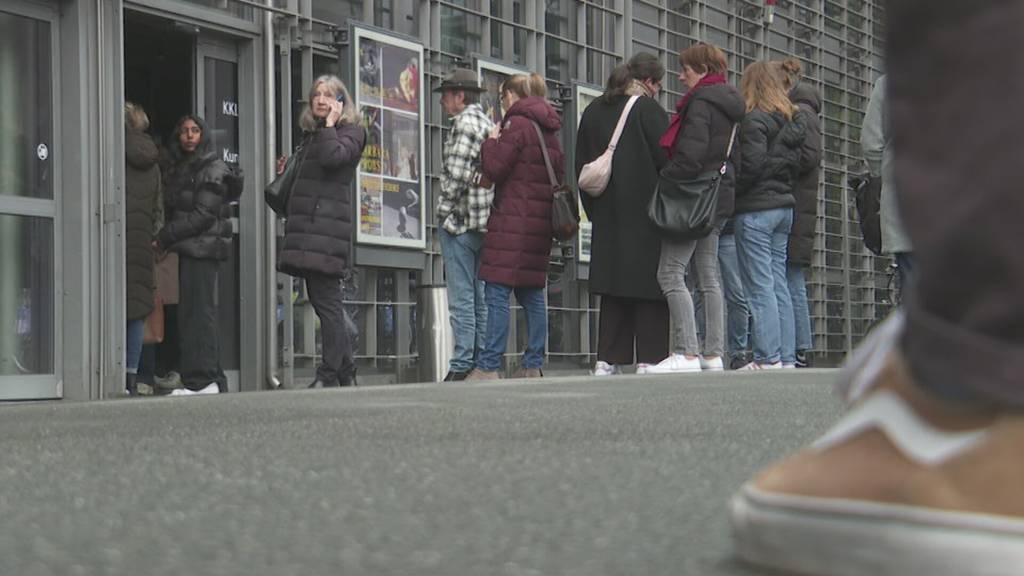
733;61;808;370
278;74;366;388
575;52;670;376
156;114;243;394
469;74;563;380
647;43;745;375
776;59;822;367
124;103;161;395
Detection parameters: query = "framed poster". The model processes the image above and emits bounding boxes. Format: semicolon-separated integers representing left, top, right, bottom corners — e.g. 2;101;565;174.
574;83;604;264
475;57;529;126
353;25;426;249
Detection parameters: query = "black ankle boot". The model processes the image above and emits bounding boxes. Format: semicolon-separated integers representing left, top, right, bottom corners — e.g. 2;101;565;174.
126;373;138;396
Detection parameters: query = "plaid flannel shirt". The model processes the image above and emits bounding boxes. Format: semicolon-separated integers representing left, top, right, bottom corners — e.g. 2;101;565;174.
437;103;495;235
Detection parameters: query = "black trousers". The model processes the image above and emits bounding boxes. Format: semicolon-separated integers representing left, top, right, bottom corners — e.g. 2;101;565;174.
178;257;226;391
890;0;1024;407
305;273;355;386
597;295;669;365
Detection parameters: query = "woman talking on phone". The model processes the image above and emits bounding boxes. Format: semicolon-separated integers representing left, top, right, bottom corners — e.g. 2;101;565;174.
278;75;367;387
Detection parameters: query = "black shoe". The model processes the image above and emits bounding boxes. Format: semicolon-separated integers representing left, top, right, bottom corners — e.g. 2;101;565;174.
444;370;471;382
795;350;810;369
126;373;138;396
729;355;749;371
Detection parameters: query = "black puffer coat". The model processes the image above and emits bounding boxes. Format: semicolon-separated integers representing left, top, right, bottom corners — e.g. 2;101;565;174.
786;83;823;266
278;122;366;278
124;129;161;320
661;83;746;224
158;119;243;261
734;109;807;215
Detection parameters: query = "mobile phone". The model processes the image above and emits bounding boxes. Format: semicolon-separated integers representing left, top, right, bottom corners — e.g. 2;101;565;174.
336;93;346;104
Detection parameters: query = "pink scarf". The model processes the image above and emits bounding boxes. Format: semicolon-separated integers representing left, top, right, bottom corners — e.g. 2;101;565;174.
659;74;728;156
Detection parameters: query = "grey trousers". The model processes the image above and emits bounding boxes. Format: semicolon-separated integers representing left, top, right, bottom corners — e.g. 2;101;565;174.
305;273;355;386
656;228;724;357
178;257;227;391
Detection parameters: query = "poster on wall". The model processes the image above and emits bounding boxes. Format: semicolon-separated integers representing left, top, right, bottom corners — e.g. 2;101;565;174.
475;57;529;126
574;83;604;264
353;26;426;249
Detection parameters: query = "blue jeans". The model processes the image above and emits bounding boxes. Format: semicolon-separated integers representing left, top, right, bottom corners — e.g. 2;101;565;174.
718;233;749;360
735;208;795;364
439;229;487;373
126;318;145;374
478;282;546;372
786;263;812;352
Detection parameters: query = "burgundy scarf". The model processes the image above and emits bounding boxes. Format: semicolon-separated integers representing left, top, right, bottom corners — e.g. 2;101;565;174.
659;73;728;156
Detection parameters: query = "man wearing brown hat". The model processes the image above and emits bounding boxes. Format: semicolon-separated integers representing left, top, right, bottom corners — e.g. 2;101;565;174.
433;68;495;381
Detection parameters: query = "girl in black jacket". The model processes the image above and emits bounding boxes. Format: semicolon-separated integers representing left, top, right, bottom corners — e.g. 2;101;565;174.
733;61;807;370
277;75;367;388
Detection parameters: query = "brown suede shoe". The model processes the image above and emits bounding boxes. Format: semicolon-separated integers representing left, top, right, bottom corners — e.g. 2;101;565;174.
731;319;1024;576
511;367;543;378
465;368;500;381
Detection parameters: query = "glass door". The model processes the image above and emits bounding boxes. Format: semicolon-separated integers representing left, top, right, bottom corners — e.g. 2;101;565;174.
0;7;60;400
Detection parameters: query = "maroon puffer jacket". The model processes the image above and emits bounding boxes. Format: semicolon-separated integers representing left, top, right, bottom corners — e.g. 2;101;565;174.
479;97;564;288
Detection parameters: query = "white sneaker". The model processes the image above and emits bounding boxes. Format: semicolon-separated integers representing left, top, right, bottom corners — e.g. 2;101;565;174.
645;353;702;374
699;356;724;371
593;361;621;376
635;363;652;375
170;383;220;396
782;362;797;370
738;361;784;371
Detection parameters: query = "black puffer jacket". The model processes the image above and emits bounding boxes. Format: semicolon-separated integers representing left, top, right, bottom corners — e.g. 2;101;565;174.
278;122;366;278
787;83;823;266
661;83;745;224
124;128;161;320
734;109;807;215
158;120;243;261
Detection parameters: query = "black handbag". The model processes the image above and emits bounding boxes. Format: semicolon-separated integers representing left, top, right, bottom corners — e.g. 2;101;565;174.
848;170;883;255
530;121;579;242
648;125;737;239
265;140;308;216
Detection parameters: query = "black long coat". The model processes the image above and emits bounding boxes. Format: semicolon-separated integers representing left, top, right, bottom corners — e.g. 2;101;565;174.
278;123;367;278
576;93;668;301
787;83;823;266
124;129;161;320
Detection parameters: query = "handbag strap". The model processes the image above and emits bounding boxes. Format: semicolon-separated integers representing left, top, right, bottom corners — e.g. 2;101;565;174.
530;120;560;188
719;124;738;175
607;95;640;152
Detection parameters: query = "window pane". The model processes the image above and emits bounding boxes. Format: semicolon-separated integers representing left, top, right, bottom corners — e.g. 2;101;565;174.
314;0;364;26
441;6;483;58
0;215;54;375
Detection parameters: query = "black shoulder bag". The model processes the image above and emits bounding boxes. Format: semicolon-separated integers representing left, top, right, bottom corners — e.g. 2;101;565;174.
647;124;737;239
530;121;580;242
265;138;308;216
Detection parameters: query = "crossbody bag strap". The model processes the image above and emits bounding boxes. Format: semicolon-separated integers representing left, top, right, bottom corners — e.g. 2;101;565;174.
530;120;559;188
607;95;640;152
719;124;738;175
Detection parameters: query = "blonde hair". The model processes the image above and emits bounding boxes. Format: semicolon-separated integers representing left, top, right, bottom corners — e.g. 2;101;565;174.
298;74;358;132
501;73;547;99
740;61;798;120
773;58;803;91
124;102;150;131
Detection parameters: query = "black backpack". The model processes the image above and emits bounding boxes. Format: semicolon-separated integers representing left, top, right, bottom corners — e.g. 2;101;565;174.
848;170;882;255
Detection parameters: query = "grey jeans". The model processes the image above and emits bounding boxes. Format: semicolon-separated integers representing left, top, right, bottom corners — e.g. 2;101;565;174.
656;227;724;357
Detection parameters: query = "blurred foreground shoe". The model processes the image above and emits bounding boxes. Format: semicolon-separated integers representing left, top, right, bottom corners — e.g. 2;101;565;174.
592;361;620;376
730;314;1024;576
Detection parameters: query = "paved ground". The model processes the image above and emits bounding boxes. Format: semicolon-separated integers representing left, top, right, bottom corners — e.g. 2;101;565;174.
0;370;844;576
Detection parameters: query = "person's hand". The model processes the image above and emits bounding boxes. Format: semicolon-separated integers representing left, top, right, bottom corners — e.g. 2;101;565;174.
326;99;344;127
489;125;501;139
276;155;287;175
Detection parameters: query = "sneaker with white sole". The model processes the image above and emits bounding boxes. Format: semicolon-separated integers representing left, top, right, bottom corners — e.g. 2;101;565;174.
730;312;1024;576
170;382;220;396
738;361;783;371
592;361;621;376
699;356;724;371
635;363;652;375
645;353;702;374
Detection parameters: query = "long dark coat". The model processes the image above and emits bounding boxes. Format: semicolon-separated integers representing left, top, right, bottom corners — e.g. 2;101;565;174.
124;129;161;320
576;93;668;301
278;122;367;278
787;83;823;266
479;96;563;288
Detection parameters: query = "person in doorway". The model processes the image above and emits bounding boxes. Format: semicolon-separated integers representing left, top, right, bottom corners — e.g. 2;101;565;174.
155;114;242;395
731;2;1024;572
575;52;671;376
862;74;913;297
732;61;807;371
775;58;822;368
647;43;745;374
470;73;563;380
278;75;366;388
123;102;162;396
434;68;494;381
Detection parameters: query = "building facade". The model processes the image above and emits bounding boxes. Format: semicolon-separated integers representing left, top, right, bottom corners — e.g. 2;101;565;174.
0;0;887;400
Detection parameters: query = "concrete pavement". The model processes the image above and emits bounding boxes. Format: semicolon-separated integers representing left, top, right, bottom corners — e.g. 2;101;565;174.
0;369;844;576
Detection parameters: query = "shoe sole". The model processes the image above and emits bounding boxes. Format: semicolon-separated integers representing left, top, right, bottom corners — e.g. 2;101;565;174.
731;484;1024;576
